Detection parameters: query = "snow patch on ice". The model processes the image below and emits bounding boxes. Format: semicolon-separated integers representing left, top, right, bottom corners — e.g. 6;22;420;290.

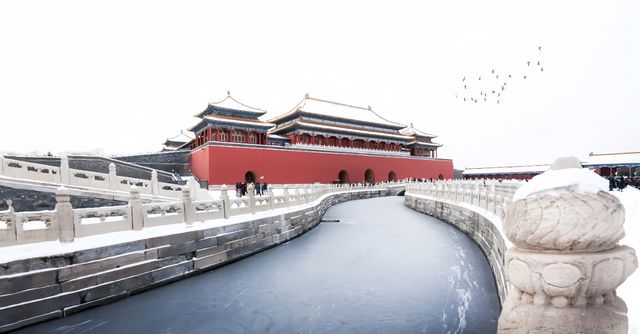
455;288;471;333
513;168;607;201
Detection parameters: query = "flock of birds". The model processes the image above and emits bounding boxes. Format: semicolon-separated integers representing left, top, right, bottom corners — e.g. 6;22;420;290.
455;46;544;105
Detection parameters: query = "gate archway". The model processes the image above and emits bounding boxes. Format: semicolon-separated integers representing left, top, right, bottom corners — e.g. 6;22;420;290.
388;171;397;182
338;170;349;184
245;171;256;183
364;169;375;184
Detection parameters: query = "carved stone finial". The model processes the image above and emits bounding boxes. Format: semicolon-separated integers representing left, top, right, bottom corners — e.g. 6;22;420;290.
367;105;372;110
498;157;637;333
550;156;582;170
304;93;310;99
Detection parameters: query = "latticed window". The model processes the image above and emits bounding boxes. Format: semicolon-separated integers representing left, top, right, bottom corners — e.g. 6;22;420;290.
249;133;257;144
232;131;245;143
220;130;228;141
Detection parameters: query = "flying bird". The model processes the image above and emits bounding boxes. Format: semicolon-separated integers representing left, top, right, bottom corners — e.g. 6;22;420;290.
491;69;495;74
479;76;482;80
463;98;466;102
497;100;500;104
527;61;531;66
508;74;511;78
462;76;466;82
538;46;542;51
541;67;544;72
537;61;540;66
496;75;499;79
464;85;467;90
524;75;527;79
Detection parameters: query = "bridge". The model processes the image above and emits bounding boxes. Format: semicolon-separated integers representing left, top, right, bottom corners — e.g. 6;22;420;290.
0;155;636;333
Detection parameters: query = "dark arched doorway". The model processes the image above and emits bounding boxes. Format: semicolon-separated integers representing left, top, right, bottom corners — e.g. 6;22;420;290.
245;171;256;183
438;174;444;180
338;170;349;184
364;169;375;184
388;171;397;182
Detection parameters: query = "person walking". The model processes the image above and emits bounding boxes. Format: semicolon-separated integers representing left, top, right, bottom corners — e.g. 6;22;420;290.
608;174;616;191
255;182;261;196
262;182;268;195
615;173;626;191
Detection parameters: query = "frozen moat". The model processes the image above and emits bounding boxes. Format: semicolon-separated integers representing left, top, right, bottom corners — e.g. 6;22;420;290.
16;196;500;333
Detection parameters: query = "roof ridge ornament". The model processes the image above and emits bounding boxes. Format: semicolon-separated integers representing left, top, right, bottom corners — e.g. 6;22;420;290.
304;93;310;99
227;90;231;96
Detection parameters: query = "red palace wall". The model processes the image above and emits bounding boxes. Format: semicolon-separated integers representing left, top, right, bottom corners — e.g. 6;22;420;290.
190;143;454;185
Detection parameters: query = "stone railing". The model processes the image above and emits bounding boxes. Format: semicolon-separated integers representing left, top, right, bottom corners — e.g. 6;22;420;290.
404;179;521;303
0;182;396;247
0;155;183;199
405;157;638;333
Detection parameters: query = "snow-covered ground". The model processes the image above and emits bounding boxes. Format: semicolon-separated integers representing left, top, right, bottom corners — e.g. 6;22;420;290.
612;187;640;334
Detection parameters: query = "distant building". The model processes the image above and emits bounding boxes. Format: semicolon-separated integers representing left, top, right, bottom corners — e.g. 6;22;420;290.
162;131;193;151
463;164;550;180
188;93;454;185
583;151;640;177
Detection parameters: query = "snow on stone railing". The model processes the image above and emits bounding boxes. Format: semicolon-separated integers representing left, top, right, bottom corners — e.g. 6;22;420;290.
0;182;399;247
405;178;522;220
0;155;183;199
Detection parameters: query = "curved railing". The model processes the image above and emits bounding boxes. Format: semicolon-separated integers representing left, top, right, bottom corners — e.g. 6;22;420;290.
0;182;404;247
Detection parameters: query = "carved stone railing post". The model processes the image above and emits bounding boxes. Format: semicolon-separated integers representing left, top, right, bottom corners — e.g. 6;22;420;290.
267;188;274;210
182;186;194;225
3;200;17;244
283;185;290;208
55;186;74;242
129;186;143;230
108;162;118;190
220;185;231;219
247;183;256;214
151;170;159;196
60;155;70;184
498;157;638;333
0;155;4;175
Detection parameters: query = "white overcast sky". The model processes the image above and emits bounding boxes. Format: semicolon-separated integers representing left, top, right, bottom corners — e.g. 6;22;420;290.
1;0;638;169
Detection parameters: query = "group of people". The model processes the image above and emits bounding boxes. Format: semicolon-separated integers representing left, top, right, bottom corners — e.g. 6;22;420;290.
235;181;268;197
608;173;640;191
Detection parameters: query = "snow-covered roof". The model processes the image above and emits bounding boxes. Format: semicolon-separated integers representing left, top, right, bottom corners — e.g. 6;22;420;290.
189;115;275;131
584;151;640;166
267;134;289;139
164;131;193;144
401;123;437;138
269;95;407;130
463;164;550;175
272;120;415;141
195;92;268;118
406;140;443;147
